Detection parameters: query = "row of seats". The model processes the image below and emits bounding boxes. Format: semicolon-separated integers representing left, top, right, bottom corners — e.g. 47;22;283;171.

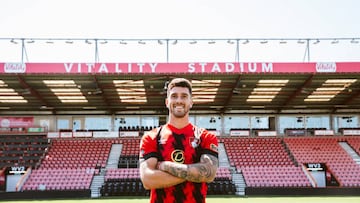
223;137;294;168
224;136;360;188
119;138;141;156
0;134;49;168
118;155;139;168
208;180;236;195
104;167;233;182
101;179;148;196
2;135;358;194
119;126;157;132
22;138;118;191
105;168;139;181
22;168;96;191
241;166;312;187
20;137;143;192
101;178;237;196
283;137;360;187
39;138;113;169
215;167;232;180
104;136;360;191
101;167;235;196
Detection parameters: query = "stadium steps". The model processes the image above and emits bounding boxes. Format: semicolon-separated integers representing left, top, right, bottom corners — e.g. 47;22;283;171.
339;141;360;165
219;142;245;196
281;139;299;166
231;171;246;196
106;144;123;168
218;143;230;167
90;169;105;198
90;144;122;198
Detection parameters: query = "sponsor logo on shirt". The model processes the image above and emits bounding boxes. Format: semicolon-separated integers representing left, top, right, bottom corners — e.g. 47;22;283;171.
171;149;185;163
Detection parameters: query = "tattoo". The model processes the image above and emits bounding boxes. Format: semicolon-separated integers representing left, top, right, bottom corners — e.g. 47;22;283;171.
205;154;219;168
163;163;187;179
188;164;209;182
161;154;218;183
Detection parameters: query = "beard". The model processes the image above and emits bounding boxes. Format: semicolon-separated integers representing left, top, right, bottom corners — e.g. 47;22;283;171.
170;105;190;118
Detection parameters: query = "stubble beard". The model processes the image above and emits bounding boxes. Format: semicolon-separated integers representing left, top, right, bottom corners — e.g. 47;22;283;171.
170;106;189;118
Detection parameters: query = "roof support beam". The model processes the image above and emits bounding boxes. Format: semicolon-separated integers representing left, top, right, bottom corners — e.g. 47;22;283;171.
92;75;112;113
277;74;314;113
331;88;360;113
220;74;242;114
17;75;50;108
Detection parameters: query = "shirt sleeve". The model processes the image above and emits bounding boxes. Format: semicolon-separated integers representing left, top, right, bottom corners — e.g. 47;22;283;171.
200;130;218;158
139;129;160;160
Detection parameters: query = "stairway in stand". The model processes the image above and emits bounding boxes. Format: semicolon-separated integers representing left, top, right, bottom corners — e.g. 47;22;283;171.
90;144;123;198
339;142;360;165
218;142;246;196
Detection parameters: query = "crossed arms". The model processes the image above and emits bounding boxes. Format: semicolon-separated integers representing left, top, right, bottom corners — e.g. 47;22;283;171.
139;153;219;190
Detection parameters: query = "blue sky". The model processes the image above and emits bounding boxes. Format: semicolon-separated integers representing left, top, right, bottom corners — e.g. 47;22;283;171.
0;0;359;62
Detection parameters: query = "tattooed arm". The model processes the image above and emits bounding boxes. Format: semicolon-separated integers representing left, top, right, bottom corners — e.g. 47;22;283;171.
158;154;219;183
139;157;186;190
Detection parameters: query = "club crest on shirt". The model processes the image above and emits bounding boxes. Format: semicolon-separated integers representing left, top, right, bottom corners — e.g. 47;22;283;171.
189;137;201;148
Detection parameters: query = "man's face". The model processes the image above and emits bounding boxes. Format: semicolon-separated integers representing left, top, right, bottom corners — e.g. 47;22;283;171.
166;86;193;118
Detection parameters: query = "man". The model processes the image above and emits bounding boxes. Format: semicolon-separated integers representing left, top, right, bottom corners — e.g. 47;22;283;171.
139;78;219;203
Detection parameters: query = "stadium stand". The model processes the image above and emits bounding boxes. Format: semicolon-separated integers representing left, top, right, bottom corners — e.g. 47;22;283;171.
221;137;312;188
22;168;95;191
101;168;147;196
39;138;114;169
283;137;360;187
207;167;236;195
21;138;117;192
2;133;360;199
0;134;50;168
117;138;140;168
241;165;311;187
223;137;294;167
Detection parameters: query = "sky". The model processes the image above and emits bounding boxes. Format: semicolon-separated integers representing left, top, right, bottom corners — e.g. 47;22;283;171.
0;0;359;62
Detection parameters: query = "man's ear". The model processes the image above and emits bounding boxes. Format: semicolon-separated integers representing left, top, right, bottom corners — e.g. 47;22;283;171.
165;98;169;108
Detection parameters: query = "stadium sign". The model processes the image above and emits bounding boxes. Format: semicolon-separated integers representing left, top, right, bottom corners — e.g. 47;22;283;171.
8;166;26;174
1;62;359;74
305;163;325;171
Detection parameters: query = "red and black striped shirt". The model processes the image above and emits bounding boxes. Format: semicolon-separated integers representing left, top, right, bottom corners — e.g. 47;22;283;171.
140;123;218;203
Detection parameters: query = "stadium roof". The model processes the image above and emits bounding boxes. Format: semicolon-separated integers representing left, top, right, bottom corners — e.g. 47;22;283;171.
0;62;360;115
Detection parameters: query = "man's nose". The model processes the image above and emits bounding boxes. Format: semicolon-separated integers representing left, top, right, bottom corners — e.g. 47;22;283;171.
175;97;184;102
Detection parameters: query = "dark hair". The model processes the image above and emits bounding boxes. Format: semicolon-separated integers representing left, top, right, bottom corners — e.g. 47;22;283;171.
166;78;192;96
